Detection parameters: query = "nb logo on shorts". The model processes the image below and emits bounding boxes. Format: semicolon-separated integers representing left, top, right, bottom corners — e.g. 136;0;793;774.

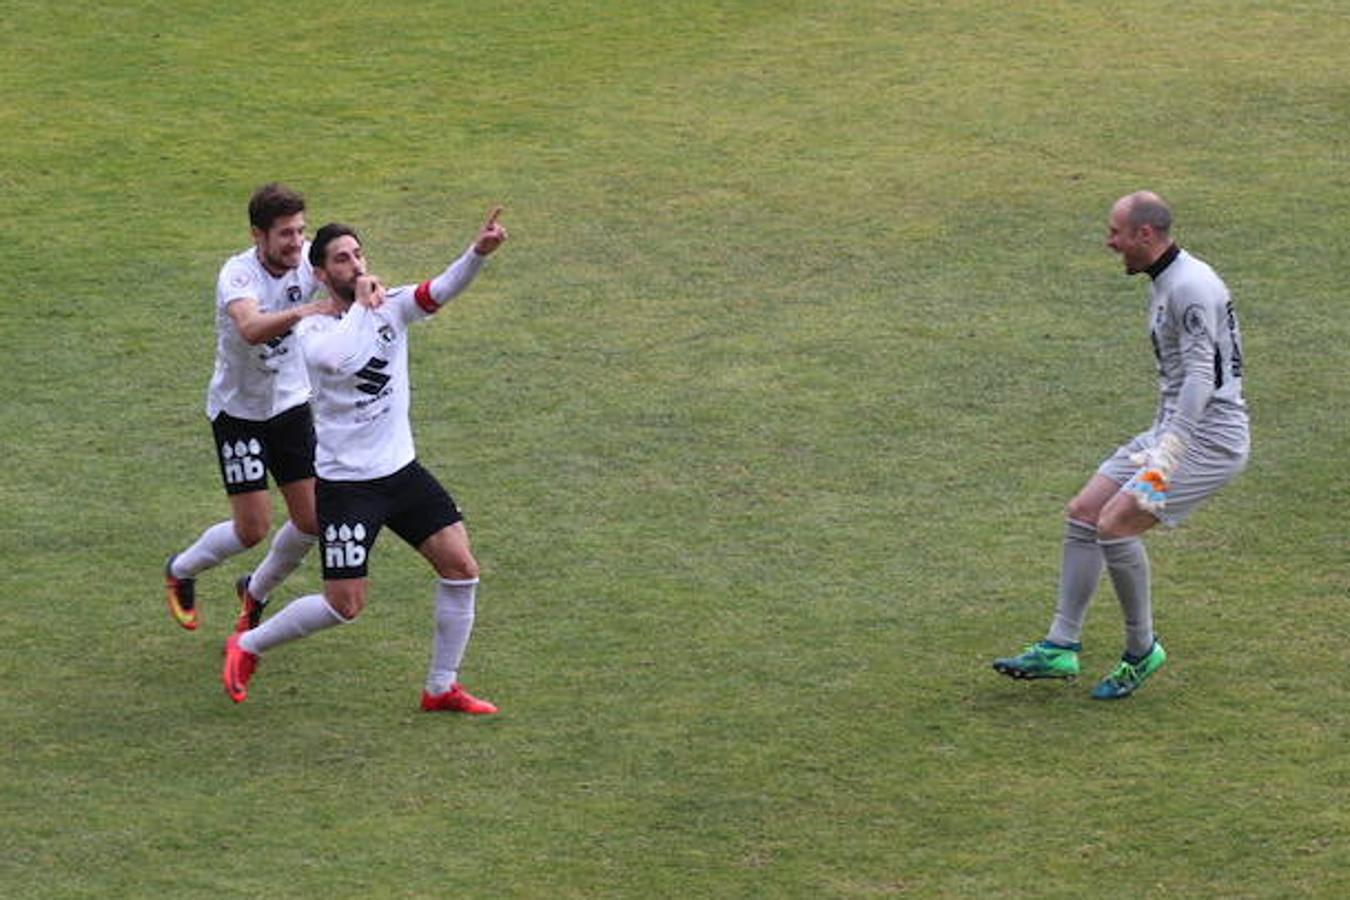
324;523;368;569
221;439;265;485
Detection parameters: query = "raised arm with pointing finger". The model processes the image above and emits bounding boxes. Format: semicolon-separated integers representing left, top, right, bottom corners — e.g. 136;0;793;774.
223;207;511;716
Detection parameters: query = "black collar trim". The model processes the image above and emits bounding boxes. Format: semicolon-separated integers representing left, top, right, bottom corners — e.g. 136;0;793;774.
1146;243;1180;280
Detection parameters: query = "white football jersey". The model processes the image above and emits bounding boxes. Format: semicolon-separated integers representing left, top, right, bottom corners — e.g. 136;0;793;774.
205;245;321;420
296;285;436;481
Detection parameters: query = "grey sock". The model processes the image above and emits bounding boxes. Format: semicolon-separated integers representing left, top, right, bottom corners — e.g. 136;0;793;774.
1099;536;1154;657
1046;519;1103;646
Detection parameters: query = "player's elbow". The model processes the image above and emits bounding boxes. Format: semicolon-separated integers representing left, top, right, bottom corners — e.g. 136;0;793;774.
236;323;271;345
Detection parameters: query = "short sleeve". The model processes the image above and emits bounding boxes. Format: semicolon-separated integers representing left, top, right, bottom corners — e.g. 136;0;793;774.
217;260;259;310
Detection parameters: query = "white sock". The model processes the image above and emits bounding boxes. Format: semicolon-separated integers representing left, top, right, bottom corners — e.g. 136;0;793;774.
426;578;478;695
247;521;318;603
240;593;348;655
173;521;247;577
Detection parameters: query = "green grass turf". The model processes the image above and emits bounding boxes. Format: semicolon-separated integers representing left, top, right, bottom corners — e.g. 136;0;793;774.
2;0;1347;896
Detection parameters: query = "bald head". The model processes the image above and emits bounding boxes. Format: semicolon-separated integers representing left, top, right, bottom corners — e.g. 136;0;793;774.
1106;191;1175;275
1116;191;1172;236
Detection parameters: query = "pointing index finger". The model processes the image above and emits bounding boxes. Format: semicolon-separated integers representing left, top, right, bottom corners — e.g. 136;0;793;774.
485;206;504;227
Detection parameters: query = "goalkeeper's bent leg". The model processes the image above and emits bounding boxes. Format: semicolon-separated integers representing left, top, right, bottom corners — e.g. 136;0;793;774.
1099;536;1154;658
1046;519;1104;647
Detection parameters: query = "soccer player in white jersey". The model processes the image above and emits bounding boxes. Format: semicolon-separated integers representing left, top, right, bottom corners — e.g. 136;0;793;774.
222;207;508;714
165;184;336;633
993;191;1249;699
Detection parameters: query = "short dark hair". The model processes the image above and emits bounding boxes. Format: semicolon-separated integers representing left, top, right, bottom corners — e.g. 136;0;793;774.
309;222;362;268
248;183;306;232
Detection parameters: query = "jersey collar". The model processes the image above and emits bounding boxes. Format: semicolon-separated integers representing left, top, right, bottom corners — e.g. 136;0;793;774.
1145;243;1180;281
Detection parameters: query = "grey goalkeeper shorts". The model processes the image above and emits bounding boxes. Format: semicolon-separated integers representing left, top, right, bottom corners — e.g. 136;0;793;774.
1098;429;1248;528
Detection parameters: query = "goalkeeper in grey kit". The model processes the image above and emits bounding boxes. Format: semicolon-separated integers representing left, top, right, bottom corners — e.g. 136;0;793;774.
993;191;1249;699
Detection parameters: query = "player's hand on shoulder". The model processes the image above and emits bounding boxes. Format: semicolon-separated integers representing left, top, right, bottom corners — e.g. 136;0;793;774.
473;206;507;256
308;296;340;318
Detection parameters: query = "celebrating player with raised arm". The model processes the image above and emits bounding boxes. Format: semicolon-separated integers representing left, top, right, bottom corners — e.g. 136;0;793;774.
992;191;1249;700
222;207;507;713
165;184;335;634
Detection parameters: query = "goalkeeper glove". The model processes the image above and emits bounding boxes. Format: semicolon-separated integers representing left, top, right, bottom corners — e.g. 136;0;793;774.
1123;432;1186;514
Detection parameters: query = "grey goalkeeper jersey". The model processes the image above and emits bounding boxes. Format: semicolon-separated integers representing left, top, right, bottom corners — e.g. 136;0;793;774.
1147;247;1249;454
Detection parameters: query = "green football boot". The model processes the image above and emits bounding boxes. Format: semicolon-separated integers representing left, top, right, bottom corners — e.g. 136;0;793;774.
992;640;1081;680
1090;640;1166;700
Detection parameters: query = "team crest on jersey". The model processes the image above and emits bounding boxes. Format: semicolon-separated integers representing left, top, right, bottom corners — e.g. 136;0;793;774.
378;324;395;343
287;285;302;303
1182;304;1206;336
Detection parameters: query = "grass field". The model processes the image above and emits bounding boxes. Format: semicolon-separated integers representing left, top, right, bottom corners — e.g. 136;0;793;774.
2;1;1348;896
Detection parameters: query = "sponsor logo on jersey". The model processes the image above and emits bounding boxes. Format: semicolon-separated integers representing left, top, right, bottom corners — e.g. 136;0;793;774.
354;405;393;425
221;438;265;485
355;357;392;396
324;522;368;570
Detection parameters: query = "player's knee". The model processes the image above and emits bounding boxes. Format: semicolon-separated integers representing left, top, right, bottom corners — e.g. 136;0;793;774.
1064;497;1098;525
292;510;319;537
324;588;365;620
1097;502;1149;541
438;554;479;582
234;518;271;548
452;560;481;582
1096;515;1122;541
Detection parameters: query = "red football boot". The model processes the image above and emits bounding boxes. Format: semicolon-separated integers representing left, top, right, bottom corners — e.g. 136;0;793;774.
165;555;199;631
233;575;266;634
222;633;258;704
420;683;498;715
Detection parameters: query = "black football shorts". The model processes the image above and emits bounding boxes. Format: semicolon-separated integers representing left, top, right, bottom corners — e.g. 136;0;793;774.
210;403;317;495
315;460;463;579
